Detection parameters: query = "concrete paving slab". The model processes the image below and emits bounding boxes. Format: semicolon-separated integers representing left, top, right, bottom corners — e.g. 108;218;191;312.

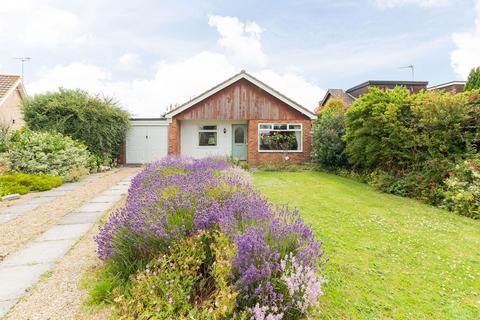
0;263;51;301
22;196;54;206
77;202;114;213
0;299;17;317
35;224;91;241
0;213;19;224
38;190;68;197
59;211;104;225
54;183;80;191
102;189;128;196
2;239;75;266
90;195;122;203
0;204;37;215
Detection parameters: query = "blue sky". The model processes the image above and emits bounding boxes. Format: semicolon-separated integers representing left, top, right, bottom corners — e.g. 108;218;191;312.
0;0;479;116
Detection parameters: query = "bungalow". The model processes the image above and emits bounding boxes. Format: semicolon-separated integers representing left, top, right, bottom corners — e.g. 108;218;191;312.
0;75;27;131
124;71;317;165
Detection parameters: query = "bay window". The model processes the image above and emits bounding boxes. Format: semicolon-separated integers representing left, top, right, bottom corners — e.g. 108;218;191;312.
258;123;302;152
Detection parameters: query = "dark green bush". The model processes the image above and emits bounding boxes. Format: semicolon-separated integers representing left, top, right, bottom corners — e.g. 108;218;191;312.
23;89;130;160
0;173;64;196
312;98;347;168
344;87;415;169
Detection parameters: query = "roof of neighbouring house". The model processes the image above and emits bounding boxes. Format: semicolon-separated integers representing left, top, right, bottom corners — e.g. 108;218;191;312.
346;80;429;94
0;74;26;105
427;81;466;91
164;70;317;120
319;89;356;107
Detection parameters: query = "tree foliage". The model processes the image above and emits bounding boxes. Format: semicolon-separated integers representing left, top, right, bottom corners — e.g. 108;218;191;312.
312;98;347;168
23;89;130;159
465;66;480;91
344;87;414;169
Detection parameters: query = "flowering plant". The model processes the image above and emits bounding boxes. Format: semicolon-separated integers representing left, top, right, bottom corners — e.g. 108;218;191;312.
96;157;326;318
441;156;480;218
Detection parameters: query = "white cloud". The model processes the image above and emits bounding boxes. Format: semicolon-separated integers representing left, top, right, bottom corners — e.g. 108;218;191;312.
208;15;267;68
0;0;86;47
28;15;324;116
119;53;141;68
372;0;451;9
450;0;480;78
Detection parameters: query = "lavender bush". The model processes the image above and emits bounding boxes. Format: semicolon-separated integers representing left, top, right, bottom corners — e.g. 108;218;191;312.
95;157;326;319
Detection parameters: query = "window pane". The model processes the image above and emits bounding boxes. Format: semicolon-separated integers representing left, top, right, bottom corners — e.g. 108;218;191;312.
234;127;245;143
273;124;287;130
199;132;217;146
289;124;301;130
259;130;301;151
199;125;217;131
259;124;272;130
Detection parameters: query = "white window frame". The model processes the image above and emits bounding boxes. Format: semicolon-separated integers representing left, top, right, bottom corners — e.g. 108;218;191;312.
198;125;218;148
258;123;303;153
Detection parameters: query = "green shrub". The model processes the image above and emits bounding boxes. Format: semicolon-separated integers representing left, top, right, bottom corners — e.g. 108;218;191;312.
0;173;64;196
411;90;478;161
344;87;415;169
23;89;130;160
312;98;347;168
441;156;480;218
7;129;90;181
465;66;480;91
103;231;238;319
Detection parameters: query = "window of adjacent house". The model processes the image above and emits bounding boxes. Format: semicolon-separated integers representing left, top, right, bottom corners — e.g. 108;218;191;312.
198;125;217;146
258;123;302;152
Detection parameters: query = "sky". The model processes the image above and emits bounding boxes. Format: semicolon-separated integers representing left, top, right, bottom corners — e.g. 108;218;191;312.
0;0;479;116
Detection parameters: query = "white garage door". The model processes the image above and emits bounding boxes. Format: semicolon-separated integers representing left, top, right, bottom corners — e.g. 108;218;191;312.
126;120;169;164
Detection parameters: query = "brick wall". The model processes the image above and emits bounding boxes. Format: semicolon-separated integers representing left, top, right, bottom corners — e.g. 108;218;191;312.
168;119;180;155
248;119;312;166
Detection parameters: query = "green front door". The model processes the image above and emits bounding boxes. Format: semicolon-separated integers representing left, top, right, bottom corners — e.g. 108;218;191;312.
231;124;248;160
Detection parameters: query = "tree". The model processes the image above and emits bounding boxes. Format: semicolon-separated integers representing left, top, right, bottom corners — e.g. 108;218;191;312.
344;87;415;169
312;98;347;168
23;89;130;160
465;67;480;91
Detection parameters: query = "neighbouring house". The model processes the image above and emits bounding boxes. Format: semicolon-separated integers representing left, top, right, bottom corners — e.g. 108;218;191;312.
124;70;317;165
0;75;26;131
318;79;429;110
316;89;355;113
428;81;466;94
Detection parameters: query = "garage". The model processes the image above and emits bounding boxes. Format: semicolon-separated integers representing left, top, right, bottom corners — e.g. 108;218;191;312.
125;119;169;164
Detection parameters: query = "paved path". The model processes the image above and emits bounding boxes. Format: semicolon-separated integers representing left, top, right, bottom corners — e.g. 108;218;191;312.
0;173;111;225
0;175;133;317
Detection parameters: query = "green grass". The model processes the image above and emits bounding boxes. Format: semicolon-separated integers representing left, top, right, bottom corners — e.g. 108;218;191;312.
254;170;480;320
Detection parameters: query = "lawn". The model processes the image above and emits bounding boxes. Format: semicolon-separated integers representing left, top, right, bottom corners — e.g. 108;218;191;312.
254;170;480;320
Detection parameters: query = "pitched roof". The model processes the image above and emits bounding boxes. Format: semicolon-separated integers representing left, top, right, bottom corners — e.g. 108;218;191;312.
0;75;26;106
164;70;317;120
319;89;355;107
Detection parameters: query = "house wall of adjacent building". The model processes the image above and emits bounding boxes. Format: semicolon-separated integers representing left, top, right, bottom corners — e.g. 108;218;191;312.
168;79;313;165
0;89;24;131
